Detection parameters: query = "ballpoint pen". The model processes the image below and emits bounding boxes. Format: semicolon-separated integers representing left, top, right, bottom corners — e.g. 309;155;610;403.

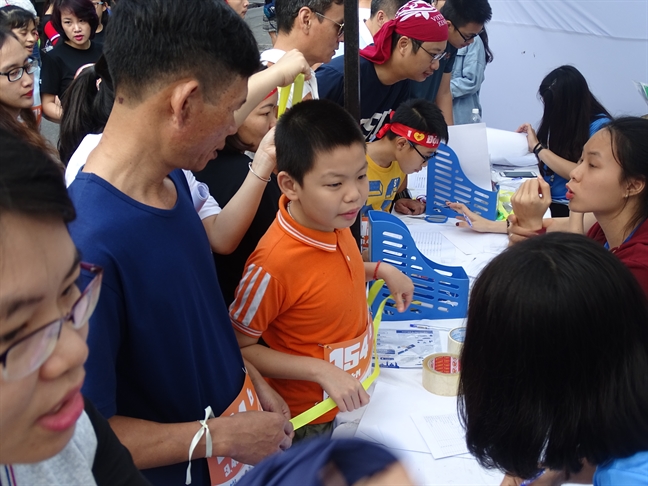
520;469;545;486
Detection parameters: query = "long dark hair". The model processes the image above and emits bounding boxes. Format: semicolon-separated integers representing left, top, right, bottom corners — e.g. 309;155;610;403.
0;31;59;161
605;117;648;232
0;127;75;223
59;55;113;164
458;232;648;479
479;28;493;63
536;66;611;168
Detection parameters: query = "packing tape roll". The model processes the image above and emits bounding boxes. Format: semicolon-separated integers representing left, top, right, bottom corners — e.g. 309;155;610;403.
422;353;461;396
448;327;466;356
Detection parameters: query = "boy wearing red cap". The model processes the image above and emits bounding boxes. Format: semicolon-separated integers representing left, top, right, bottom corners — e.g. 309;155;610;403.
411;0;492;125
318;0;448;140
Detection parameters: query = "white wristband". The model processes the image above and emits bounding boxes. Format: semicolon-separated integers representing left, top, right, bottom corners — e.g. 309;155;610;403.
185;406;215;485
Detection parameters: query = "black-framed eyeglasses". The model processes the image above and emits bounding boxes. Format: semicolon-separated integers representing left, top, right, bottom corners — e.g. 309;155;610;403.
313;11;344;37
0;263;102;381
0;58;38;83
455;26;483;42
419;44;447;62
408;141;437;163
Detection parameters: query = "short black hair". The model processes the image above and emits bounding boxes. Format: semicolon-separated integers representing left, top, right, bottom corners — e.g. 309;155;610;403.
52;0;100;41
0;5;36;30
369;0;409;19
386;98;448;144
458;232;648;479
440;0;491;28
0;128;75;224
276;0;344;34
276;99;365;185
104;0;259;101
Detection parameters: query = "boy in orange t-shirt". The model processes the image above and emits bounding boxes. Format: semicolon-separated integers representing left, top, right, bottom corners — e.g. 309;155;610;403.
230;99;413;440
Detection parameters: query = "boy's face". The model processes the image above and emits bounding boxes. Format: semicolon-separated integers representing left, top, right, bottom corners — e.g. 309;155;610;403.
447;21;483;49
287;143;369;232
396;140;436;174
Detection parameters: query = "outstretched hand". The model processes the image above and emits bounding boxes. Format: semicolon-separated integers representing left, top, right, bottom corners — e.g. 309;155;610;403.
271;49;312;87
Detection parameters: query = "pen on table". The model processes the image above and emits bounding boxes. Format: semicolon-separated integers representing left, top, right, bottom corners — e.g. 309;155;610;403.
409;324;435;330
520;469;546;486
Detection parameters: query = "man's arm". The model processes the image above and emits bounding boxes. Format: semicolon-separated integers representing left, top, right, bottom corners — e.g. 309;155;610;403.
108;411;292;470
435;72;454;126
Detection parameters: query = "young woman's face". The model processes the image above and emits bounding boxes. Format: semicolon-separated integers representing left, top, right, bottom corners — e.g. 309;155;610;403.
92;1;107;26
566;129;632;216
237;92;278;153
61;10;92;49
0;213;89;464
227;0;249;18
12;20;38;55
0;37;34;115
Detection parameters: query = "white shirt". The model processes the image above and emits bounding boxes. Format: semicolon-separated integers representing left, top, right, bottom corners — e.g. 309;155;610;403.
333;8;374;58
65;134;222;219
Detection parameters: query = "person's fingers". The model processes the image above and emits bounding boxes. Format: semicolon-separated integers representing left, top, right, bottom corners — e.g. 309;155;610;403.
392;292;405;312
538;176;551;200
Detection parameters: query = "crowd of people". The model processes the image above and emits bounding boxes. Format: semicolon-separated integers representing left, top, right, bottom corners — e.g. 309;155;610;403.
0;0;647;485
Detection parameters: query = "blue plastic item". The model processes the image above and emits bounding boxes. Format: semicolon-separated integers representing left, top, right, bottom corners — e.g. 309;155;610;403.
368;210;469;320
426;143;498;220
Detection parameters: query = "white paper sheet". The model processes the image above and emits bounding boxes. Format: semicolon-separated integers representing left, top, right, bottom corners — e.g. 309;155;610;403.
410;413;469;459
486;127;530;165
447;123;492;191
408;230;458;263
440;229;508;256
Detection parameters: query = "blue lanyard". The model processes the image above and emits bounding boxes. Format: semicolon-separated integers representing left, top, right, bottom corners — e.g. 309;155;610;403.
604;222;642;250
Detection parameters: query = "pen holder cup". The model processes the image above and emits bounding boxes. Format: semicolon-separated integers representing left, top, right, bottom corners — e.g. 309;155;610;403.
368;210;469;320
426;143;498;221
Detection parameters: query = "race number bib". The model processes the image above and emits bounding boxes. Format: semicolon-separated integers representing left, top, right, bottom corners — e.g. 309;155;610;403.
322;317;374;400
206;373;262;486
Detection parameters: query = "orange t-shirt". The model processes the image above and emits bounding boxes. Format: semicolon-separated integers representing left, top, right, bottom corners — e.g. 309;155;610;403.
230;195;369;423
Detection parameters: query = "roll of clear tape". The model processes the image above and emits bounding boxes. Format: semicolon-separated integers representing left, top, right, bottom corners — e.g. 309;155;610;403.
448;327;466;356
422;353;461;396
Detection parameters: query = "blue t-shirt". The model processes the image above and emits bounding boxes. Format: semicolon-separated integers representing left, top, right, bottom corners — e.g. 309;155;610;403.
410;45;458;102
317;56;411;140
544;116;610;204
68;169;245;486
594;451;648;485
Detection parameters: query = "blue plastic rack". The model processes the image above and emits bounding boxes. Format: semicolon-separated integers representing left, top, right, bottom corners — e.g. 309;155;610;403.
368;210;469;321
426;143;498;220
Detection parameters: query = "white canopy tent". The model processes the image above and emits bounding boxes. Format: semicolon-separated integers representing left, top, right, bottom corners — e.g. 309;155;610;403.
480;0;648;130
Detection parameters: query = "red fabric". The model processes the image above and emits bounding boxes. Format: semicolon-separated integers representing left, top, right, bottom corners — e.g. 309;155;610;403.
44;21;60;46
360;0;448;65
587;219;648;296
376;122;441;149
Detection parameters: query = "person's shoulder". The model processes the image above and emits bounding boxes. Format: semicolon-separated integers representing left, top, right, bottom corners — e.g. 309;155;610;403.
594;451;648;486
260;48;286;64
319;55;345;74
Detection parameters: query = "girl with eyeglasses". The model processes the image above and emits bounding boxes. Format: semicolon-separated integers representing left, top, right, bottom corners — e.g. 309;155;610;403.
0;29;58;160
41;0;103;122
0;5;42;125
0;129;150;485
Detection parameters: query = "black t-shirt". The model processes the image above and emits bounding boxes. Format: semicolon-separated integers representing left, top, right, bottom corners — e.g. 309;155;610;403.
193;151;282;306
41;41;103;98
83;397;151;486
94;29;106;46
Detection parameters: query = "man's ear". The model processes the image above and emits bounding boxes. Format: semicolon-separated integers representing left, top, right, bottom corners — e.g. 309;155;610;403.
396;35;412;57
297;6;314;34
376;10;388;28
277;171;300;200
169;79;201;129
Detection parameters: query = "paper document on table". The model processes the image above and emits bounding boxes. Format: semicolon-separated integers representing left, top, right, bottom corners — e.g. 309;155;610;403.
409;230;457;262
440;229;508;256
407;167;427;199
376;328;442;368
410;413;469;459
447;123;492;191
